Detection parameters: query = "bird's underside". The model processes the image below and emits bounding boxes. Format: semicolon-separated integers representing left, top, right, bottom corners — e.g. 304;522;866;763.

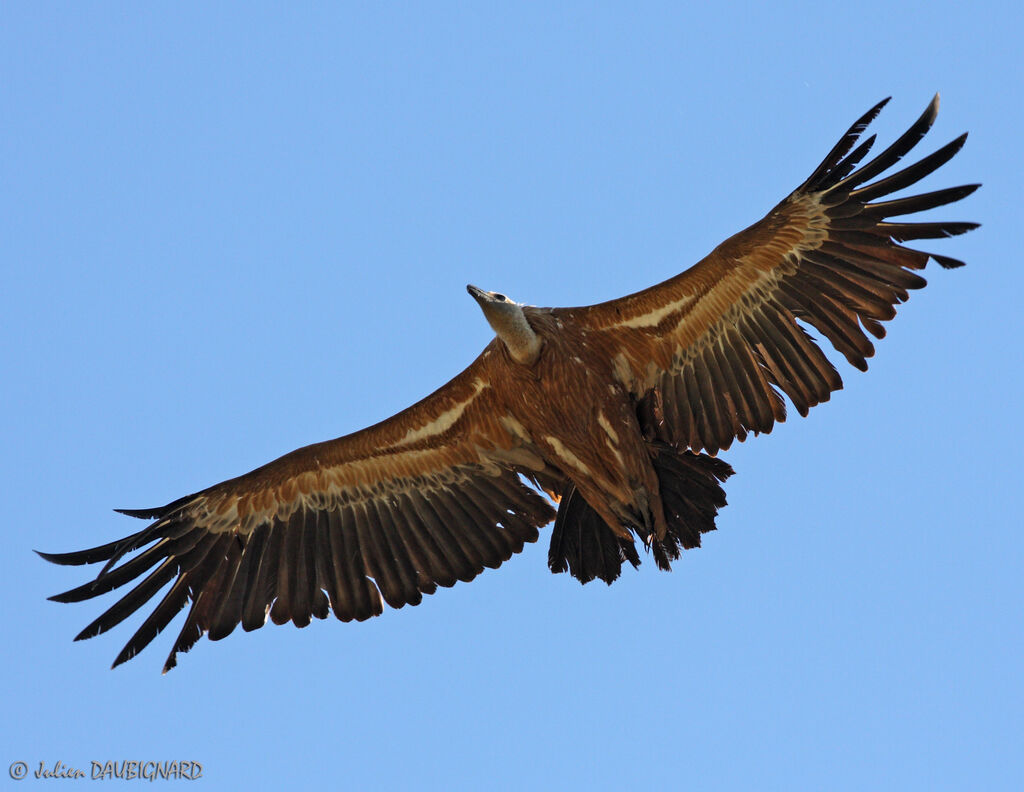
40;95;978;672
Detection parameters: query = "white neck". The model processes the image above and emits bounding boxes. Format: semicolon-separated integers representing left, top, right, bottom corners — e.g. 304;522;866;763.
484;304;542;365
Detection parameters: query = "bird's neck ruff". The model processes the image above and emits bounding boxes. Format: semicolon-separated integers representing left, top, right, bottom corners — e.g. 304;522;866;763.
486;304;542;365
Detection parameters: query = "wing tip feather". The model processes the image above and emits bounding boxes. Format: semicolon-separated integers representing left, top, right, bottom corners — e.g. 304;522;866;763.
114;507;165;520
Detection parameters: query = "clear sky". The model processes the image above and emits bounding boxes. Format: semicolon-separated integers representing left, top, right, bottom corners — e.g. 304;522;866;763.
2;2;1021;790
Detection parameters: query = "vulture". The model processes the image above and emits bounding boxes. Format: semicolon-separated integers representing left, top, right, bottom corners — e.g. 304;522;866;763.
41;95;978;672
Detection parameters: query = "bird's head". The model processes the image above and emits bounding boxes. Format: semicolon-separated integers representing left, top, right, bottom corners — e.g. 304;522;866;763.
466;284;541;365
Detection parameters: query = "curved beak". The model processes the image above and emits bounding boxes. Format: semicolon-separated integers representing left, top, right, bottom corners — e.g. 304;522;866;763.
466;284;487;302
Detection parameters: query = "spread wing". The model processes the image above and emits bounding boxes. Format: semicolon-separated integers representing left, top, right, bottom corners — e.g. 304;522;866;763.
40;348;556;672
556;95;978;455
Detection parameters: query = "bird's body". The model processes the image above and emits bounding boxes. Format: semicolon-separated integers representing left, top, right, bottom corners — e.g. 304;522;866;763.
42;96;979;671
490;311;669;545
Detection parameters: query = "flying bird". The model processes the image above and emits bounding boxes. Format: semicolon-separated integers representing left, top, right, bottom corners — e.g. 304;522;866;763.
41;96;978;672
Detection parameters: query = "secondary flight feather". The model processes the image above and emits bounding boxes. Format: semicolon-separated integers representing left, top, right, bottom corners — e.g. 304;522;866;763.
41;95;978;671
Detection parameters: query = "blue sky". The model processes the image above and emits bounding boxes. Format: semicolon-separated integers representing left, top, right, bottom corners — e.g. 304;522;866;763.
2;2;1021;789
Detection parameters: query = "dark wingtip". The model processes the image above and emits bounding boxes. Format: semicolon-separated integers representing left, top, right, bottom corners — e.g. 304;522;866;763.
860;96;891;125
872;96;892;116
856;97;891;131
162;652;178;674
73;624;99;642
803;97;893;191
36;546;111;567
932;252;971;269
951;183;981;202
48;585;95;604
115;507;164;519
111;645;136;670
115;491;202;521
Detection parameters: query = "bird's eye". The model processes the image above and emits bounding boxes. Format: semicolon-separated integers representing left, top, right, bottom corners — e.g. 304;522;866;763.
494;293;507;302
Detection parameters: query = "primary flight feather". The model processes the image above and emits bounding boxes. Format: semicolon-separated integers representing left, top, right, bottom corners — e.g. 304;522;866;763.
41;95;978;671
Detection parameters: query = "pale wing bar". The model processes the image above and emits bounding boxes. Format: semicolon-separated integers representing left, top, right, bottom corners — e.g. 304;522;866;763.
648;96;978;455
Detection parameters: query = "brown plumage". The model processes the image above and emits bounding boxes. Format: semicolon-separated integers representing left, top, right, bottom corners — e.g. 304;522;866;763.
40;95;978;671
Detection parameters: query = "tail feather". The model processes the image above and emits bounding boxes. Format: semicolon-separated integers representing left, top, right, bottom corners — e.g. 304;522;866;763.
548;488;640;585
650;446;733;570
548;443;734;584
